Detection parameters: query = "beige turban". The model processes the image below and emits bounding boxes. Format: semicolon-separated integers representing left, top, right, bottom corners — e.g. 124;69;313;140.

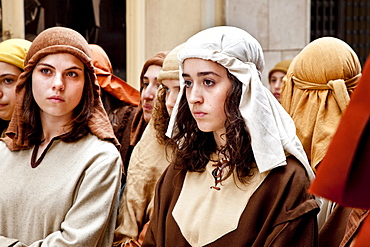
281;37;361;170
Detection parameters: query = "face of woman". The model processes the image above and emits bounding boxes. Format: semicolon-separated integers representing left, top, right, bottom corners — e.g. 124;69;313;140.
0;62;22;121
32;53;85;124
269;71;285;102
183;58;232;137
141;65;162;123
162;79;180;116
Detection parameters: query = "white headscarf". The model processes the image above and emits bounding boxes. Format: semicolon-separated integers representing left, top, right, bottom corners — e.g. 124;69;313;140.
166;26;315;181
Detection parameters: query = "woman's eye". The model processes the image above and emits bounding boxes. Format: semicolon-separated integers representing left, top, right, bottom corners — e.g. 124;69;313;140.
204;79;214;87
142;81;149;88
40;68;51;74
184;80;193;88
67;71;78;77
4;78;15;85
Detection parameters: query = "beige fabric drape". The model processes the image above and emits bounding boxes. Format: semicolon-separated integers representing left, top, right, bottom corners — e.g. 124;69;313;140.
281;37;361;169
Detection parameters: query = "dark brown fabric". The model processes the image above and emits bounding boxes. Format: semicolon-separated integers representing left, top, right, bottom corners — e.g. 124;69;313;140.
0;119;9;137
340;209;368;247
143;156;319;247
3;26;119;150
129;105;147;147
318;205;353;247
108;102;137;173
319;206;369;247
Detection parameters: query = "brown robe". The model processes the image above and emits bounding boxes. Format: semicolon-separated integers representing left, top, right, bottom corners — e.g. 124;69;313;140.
319;206;369;247
143;156;319;246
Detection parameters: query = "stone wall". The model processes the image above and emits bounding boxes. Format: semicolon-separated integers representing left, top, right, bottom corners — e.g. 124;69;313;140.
225;0;311;86
127;0;311;89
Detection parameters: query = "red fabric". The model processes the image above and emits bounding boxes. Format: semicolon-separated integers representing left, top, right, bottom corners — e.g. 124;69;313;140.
353;215;370;247
309;55;370;208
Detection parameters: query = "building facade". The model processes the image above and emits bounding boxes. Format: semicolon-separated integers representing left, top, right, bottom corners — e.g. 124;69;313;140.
1;0;369;89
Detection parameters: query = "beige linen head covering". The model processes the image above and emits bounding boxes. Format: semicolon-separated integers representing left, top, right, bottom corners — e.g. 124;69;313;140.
3;26;119;150
157;43;184;83
281;37;361;169
166;26;315;181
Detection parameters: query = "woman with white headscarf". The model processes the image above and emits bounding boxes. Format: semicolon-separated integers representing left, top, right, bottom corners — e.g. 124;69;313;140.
142;26;319;246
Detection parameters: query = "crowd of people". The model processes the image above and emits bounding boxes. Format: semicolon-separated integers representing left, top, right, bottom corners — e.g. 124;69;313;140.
0;25;368;247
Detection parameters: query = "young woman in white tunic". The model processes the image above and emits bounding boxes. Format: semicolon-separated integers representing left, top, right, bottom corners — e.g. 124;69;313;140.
0;27;122;247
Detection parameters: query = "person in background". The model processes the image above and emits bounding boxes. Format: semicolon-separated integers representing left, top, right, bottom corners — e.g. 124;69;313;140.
281;37;362;230
113;43;183;247
125;51;168;175
281;37;361;171
309;54;370;247
143;26;319;246
268;59;292;102
0;39;32;136
90;44;140;173
0;27;121;246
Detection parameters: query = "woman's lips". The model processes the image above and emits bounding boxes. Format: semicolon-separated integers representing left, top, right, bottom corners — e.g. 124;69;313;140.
48;95;65;103
193;111;207;118
143;104;152;111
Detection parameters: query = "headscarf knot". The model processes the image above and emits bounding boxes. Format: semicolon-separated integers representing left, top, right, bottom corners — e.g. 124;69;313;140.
293;73;360;112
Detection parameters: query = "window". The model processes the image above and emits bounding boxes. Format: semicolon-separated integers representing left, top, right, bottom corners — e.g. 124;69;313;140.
311;0;370;65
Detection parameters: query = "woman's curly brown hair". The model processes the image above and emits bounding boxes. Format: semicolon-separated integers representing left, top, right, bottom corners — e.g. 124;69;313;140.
152;85;171;145
169;70;256;184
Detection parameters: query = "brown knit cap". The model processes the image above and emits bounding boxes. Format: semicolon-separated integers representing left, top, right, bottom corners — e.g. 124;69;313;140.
4;26;119;150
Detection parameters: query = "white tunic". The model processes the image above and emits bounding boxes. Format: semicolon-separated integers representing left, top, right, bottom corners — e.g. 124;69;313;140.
0;133;122;246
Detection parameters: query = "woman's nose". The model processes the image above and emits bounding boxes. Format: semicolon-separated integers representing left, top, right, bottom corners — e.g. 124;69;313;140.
143;83;157;100
187;84;203;104
274;78;283;89
51;74;65;91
